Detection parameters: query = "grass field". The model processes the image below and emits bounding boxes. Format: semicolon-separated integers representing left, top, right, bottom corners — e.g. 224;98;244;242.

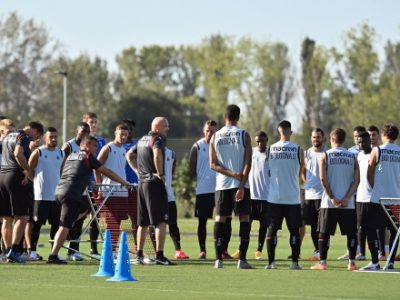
1;218;399;300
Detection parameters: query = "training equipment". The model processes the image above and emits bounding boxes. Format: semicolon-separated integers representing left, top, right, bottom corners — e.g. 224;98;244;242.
92;229;114;277
380;198;400;271
107;232;138;282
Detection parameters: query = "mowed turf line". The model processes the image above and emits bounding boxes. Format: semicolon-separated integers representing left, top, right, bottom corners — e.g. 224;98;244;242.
0;218;399;300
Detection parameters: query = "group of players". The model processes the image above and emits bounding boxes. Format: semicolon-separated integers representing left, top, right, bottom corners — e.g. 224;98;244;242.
0;105;399;270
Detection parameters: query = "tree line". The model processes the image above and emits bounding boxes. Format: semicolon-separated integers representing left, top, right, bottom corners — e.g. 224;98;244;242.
1;11;399;146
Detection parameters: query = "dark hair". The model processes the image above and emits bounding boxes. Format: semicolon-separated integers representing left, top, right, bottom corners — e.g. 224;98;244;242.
204;120;217;127
367;125;379;134
46;127;57;133
77;122;90;131
255;131;268;138
278;120;291;130
82;135;98;144
312;127;325;136
225;105;240;121
116;123;129;131
330;128;346;144
123;119;136;128
381;124;399;141
359;131;370;140
0;116;7;120
353;126;366;133
28;121;44;135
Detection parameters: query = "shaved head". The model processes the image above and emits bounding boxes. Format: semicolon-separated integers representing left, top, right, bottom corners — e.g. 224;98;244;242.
151;117;169;136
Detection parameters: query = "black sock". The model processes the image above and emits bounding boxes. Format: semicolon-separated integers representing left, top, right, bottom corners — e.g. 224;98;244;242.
214;222;225;260
11;244;19;252
389;228;399;263
198;218;207;252
311;225;319;252
377;227;386;254
137;249;143;258
358;229;367;256
239;222;250;260
257;223;268;252
347;234;357;260
89;221;99;253
318;233;330;261
222;218;232;253
156;251;164;259
289;228;301;262
169;223;181;251
266;228;278;264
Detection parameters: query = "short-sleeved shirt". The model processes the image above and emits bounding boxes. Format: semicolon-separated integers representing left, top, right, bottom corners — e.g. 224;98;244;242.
55;150;102;200
131;131;166;182
0;130;30;173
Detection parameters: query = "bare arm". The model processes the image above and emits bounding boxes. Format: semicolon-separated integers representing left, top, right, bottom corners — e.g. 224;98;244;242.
239;132;252;189
125;148;138;174
189;144;198;178
95;145;109;184
97;165;130;187
299;148;306;183
153;148;164;180
209;134;242;180
319;154;340;207
367;150;377;188
341;159;360;207
28;148;40;181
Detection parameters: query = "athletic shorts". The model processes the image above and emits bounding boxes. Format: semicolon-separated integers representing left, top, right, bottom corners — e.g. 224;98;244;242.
195;193;215;219
168;201;178;224
356;202;385;230
268;203;302;230
318;208;357;236
0;171;32;217
215;188;251;217
137;178;169;226
57;195;90;229
33;200;61;226
251;200;270;226
303;199;321;226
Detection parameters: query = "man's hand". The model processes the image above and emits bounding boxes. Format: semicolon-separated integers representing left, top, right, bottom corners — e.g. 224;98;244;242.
235;187;245;202
331;197;342;208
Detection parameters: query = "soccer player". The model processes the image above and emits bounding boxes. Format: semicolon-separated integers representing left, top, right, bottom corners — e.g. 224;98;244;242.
265;120;304;270
311;128;360;271
126;117;174;265
0;121;44;263
28;127;63;261
210;105;253;269
82;112;107;152
61;122;90;261
348;126;366;155
302;128;328;261
355;132;382;270
95;124;130;252
248;131;270;260
367;125;380;148
367;124;400;269
47;135;130;264
164;147;189;259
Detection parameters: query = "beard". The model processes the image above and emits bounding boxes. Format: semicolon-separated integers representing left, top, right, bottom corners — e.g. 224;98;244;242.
313;141;322;148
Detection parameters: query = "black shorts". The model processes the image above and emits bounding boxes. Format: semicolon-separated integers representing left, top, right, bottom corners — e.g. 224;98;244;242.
195;193;215;219
251;200;270;226
137;179;169;226
303;199;321;226
268;203;302;230
356;202;385;230
215;188;251;217
57;195;90;229
33;200;61;226
168;201;177;224
0;171;32;217
318;208;357;236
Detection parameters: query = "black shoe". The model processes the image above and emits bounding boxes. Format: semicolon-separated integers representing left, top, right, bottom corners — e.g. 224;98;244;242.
47;255;67;264
155;256;176;266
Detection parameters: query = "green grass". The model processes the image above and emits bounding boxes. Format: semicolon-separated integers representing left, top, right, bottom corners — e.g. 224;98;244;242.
1;218;400;300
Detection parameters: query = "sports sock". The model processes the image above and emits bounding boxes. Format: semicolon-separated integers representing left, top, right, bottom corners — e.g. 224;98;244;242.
239;222;250;260
347;234;357;260
358;229;367;256
318;233;330;261
366;228;379;264
156;251;164;259
266;227;278;264
289;228;301;262
89;221;99;254
389;228;399;263
213;222;225;260
311;225;319;252
31;222;42;252
169;223;181;251
257;222;268;252
198;218;207;252
137;249;143;258
222;218;232;253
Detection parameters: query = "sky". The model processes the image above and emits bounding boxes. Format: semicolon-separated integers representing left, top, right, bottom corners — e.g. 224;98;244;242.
2;0;400;70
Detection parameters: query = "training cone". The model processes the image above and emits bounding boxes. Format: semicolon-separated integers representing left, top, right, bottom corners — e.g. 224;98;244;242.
92;229;115;277
107;232;138;282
